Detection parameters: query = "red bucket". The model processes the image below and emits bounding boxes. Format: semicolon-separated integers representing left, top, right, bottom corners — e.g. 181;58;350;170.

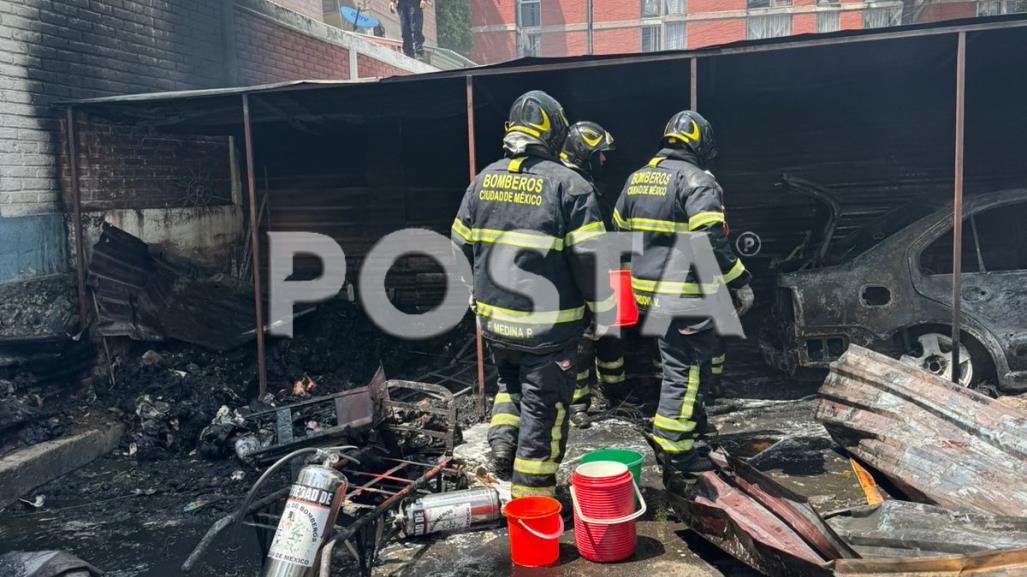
502;496;564;567
609;270;639;327
570;461;647;563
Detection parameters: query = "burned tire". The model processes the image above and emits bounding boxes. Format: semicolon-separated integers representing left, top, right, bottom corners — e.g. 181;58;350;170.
896;329;995;388
900;333;973;386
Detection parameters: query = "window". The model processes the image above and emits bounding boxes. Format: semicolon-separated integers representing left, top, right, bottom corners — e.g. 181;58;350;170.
518;31;541;56
978;0;1027;15
749;0;792;7
920;201;1027;275
664;22;686;49
641;25;661;52
747;13;791;39
665;0;686;15
816;11;840;32
642;0;660;17
863;5;902;29
518;0;541;28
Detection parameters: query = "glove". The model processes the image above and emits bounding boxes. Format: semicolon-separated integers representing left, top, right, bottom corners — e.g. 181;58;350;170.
731;285;754;317
388;1;396;13
420;0;428;9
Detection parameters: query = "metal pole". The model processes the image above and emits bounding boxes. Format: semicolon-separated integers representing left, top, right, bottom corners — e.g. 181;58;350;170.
242;94;268;398
65;107;90;332
691;57;698;111
586;0;594;55
466;76;486;419
950;31;966;384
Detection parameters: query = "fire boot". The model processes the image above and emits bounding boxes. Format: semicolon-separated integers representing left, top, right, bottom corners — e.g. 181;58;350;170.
569;407;592;429
661;442;715;496
490;442;515;478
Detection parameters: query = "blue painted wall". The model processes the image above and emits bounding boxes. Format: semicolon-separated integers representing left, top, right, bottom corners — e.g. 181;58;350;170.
0;214;68;283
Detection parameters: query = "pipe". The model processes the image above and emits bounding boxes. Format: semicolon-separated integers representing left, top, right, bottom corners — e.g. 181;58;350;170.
242;94;268;398
65;107;90;333
466;76;487;419
950;31;965;384
691;58;698;111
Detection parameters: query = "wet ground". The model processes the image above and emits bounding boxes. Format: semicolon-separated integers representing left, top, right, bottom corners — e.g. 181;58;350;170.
0;454;264;577
0;335;862;577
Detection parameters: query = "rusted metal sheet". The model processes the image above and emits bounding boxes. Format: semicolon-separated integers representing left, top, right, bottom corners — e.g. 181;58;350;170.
816;345;1027;516
669;451;853;577
832;548;1027;577
672;448;1027;577
88;223;257;351
827;501;1027;559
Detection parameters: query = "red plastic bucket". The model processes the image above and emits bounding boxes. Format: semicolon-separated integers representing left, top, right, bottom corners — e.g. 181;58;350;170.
570;461;647;563
502;496;564;567
609;270;639;327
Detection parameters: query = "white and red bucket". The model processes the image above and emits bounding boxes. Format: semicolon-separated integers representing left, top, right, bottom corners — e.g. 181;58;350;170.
570;461;647;563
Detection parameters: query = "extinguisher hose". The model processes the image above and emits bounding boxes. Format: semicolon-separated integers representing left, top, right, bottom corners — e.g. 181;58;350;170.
234;446;360;533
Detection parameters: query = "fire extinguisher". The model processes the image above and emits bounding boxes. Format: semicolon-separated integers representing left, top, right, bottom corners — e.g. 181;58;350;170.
237;447;358;577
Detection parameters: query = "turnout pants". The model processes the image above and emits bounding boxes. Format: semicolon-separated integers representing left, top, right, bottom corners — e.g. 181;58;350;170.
651;321;719;470
487;343;576;498
397;1;425;56
574;334;626;411
710;337;726;401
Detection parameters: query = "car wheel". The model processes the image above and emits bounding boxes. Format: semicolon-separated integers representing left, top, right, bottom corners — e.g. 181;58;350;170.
899;332;973;386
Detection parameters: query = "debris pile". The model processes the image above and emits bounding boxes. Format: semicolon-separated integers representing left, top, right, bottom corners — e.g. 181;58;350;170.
0;275;93;457
100;298;468;460
673;345;1027;577
817;345;1027;516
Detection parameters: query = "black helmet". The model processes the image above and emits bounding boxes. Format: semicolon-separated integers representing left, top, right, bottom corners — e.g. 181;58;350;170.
561;121;615;174
662;110;717;165
504;90;570;157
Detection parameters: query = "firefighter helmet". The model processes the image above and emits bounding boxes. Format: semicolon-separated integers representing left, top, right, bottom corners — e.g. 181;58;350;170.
505;90;571;157
662;110;717;165
561;121;615;175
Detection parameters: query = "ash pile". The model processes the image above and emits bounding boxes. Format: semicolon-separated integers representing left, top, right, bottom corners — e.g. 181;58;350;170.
17;224;475;463
0;274;93;457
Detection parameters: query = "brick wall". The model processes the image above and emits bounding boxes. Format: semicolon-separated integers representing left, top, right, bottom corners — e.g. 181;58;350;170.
0;0;431;283
918;1;977;22
62;114;231;211
235;9;350;83
793;13;816;34
0;0;226;219
689;19;747;48
354;53;404;77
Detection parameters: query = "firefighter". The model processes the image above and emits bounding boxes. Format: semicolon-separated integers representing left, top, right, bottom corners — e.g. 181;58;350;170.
559;121;627;428
613;110;753;482
452;91;613;498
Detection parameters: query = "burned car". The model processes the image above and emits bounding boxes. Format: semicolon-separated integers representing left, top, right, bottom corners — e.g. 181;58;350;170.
762;179;1027;393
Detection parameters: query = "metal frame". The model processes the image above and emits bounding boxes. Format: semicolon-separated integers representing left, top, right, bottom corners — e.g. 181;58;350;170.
242;94;269;397
64;107;90;331
60;22;984;397
950;31;966;383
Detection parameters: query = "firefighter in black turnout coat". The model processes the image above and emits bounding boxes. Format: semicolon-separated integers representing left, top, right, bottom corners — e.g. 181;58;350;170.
452;91;614;498
613;111;754;481
559;121;627;428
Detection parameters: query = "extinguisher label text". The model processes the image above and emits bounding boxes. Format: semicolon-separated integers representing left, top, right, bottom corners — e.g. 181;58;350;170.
289;483;335;507
267;497;332;567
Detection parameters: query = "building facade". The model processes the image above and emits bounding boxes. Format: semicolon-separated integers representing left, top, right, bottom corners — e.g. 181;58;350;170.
470;0;1024;64
0;0;433;285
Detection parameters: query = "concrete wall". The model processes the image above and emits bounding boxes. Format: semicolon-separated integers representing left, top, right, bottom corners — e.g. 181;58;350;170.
0;0;433;286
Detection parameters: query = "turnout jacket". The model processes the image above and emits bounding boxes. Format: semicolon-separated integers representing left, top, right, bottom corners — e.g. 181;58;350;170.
613;148;750;314
453;155;614;352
